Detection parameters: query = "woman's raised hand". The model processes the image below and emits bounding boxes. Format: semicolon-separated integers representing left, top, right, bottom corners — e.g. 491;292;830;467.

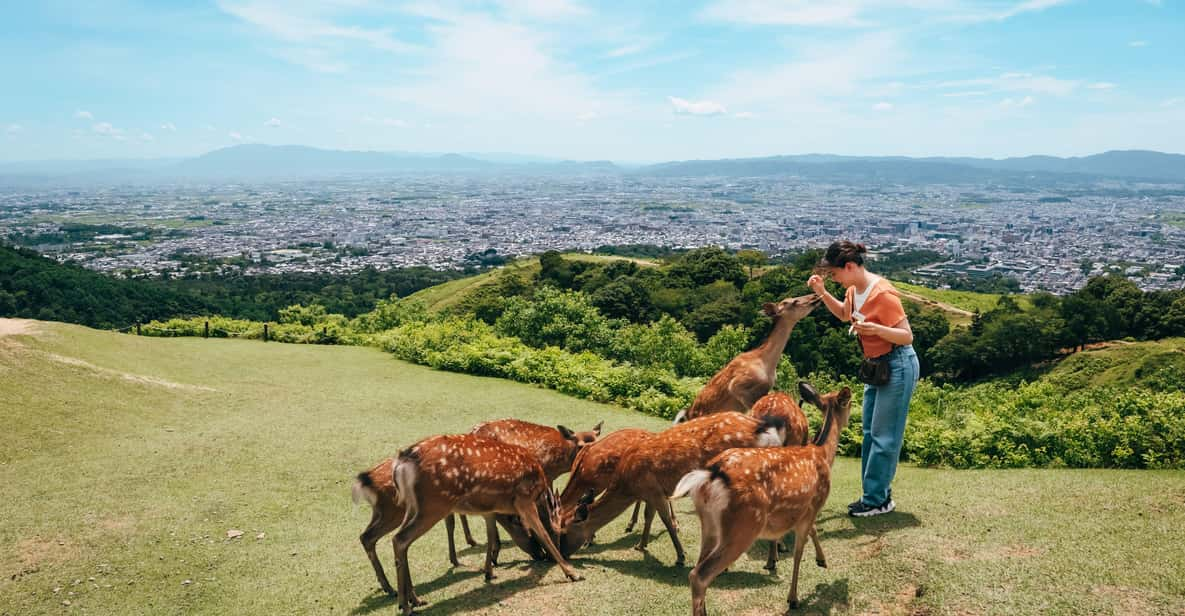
807;274;826;295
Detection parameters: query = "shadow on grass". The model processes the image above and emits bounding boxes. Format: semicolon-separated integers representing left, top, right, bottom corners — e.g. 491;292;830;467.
820;511;921;541
796;578;852;615
578;530;652;555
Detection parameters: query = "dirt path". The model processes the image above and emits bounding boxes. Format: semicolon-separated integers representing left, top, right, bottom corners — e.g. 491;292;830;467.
897;290;975;318
0;318;39;337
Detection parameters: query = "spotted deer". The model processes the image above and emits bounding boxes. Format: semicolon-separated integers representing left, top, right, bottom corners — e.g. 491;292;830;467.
388;434;583;615
447;419;602;566
352;457;542;597
673;382;853;615
557;428;672;541
559;412;788;565
749;391;813;573
675;293;820;424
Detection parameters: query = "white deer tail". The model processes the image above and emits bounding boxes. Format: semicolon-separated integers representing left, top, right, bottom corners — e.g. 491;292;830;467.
672;469;711;500
672;409;688;425
393;458;419;528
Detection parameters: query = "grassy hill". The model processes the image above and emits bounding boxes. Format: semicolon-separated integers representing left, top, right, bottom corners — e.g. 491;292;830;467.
1043;337;1185;390
2;320;1184;615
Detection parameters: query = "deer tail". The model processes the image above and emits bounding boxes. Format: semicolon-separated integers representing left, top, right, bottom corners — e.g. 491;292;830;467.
672;469;711;500
393;455;420;529
351;468;380;508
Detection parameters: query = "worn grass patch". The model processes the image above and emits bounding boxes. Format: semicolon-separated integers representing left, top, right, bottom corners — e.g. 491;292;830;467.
1;321;1183;615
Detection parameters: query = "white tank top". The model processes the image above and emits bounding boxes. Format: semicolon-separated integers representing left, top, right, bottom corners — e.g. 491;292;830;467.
852;274;881;317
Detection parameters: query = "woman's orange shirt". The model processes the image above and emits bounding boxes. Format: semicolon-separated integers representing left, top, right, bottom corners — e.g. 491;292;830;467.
845;278;907;359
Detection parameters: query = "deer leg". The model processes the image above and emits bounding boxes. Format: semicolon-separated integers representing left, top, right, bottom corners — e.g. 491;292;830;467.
669;500;679;532
444;514;461;567
786;525;810;611
765;540;779;574
634;502;657;551
482;515;499;582
360;508;398;596
488;517;503;566
652;496;686;566
689;513;762;616
461;515;478;547
393;510;445;615
624;501;641;533
810;526;826;568
514;496;583;582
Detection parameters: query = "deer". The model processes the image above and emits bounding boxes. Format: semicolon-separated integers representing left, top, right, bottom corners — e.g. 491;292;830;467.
387;433;583;615
558;411;788;566
352;456;544;597
673;382;853;615
749;391;813;573
674;293;820;424
447;419;601;567
557;427;671;542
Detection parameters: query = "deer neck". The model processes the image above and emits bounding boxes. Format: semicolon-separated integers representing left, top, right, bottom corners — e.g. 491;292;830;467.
756;315;796;369
818;407;851;467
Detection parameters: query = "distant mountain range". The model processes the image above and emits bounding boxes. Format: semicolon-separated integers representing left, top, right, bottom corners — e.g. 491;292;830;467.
2;145;1183;185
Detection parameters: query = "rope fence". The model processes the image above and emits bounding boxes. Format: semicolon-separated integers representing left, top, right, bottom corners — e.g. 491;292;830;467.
116;320;274;341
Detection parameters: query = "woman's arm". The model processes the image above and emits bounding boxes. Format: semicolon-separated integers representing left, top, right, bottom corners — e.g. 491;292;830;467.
852;316;914;346
807;275;851;322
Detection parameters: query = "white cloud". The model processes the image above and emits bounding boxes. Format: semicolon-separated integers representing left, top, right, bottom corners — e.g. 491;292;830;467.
92;122;121;136
74;110;94;120
936;72;1077;96
576;111;599;121
605;42;648;58
4;123;22;135
1129;40;1148;47
668;96;728;115
161;122;176;131
1000;95;1035;108
382;118;409;127
217;1;420;54
140;132;155;142
700;0;863;26
1162;97;1185;108
873;101;893;110
946;0;1071;23
733;111;756;119
942;90;990;97
1087;82;1116;90
496;0;588;20
229;131;243;140
265;117;282;127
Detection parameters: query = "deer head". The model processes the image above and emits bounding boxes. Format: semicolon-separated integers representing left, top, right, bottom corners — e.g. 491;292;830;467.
558;421;602;450
558;489;598;557
762;293;821;323
799;381;853;446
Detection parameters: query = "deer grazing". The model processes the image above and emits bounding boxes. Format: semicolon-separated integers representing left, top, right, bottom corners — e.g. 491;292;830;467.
352;457;542;597
675;293;820;424
748;391;813;573
387;434;583;615
558;428;670;541
673;382;853;615
447;419;601;566
559;412;788;565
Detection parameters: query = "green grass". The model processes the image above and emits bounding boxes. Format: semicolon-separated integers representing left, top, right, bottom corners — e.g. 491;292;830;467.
1157;212;1185;229
2;321;1184;615
1045;338;1185;390
894;281;1031;318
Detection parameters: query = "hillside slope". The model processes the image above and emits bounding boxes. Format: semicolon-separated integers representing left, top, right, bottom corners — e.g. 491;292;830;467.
1;320;1183;615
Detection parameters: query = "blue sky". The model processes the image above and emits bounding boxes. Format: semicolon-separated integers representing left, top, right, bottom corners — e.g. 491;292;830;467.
2;0;1183;162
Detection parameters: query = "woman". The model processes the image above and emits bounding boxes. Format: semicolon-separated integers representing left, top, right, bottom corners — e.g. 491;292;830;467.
807;241;919;517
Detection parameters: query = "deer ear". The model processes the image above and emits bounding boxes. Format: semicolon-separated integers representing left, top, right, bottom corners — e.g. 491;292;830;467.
838;386;852;405
579;488;596;506
798;381;822;407
762;302;777;316
557;425;575;440
592;421;603;436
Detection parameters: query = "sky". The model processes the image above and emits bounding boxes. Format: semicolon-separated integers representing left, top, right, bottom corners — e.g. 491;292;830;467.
1;0;1183;163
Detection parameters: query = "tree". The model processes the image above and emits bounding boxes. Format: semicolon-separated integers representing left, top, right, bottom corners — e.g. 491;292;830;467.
736;249;767;280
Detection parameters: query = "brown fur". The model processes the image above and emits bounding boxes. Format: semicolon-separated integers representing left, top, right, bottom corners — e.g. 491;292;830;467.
390;434;583;615
449;418;602;564
750;391;811;447
681;383;853;615
559;428;666;539
558;412;787;564
682;294;820;421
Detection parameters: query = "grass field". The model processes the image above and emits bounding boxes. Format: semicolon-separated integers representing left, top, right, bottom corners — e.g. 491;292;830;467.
2;320;1184;615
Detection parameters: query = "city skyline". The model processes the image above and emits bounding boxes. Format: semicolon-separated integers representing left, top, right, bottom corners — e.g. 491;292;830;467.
3;1;1185;163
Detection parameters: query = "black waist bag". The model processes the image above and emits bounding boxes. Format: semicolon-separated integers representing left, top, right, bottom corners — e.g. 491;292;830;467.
859;356;890;386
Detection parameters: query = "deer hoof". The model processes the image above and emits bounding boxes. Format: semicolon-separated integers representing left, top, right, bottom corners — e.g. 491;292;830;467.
675;558;686;567
787;599;800;610
566;572;584;582
816;558;827;568
632;544;647;552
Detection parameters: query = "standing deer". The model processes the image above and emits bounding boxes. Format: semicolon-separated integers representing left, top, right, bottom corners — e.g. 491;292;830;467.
673;382;853;615
389;434;583;615
559;412;788;565
675;293;820;424
557;428;669;541
447;419;601;566
352;457;542;596
749;391;813;573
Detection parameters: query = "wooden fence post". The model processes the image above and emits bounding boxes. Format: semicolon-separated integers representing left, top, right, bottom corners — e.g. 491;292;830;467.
136;322;141;336
263;323;269;342
204;320;210;338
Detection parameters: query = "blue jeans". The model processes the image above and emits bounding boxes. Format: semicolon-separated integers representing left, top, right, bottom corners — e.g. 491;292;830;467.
860;345;919;507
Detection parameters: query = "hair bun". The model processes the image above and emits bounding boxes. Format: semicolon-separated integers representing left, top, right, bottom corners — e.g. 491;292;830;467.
856;243;867;253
